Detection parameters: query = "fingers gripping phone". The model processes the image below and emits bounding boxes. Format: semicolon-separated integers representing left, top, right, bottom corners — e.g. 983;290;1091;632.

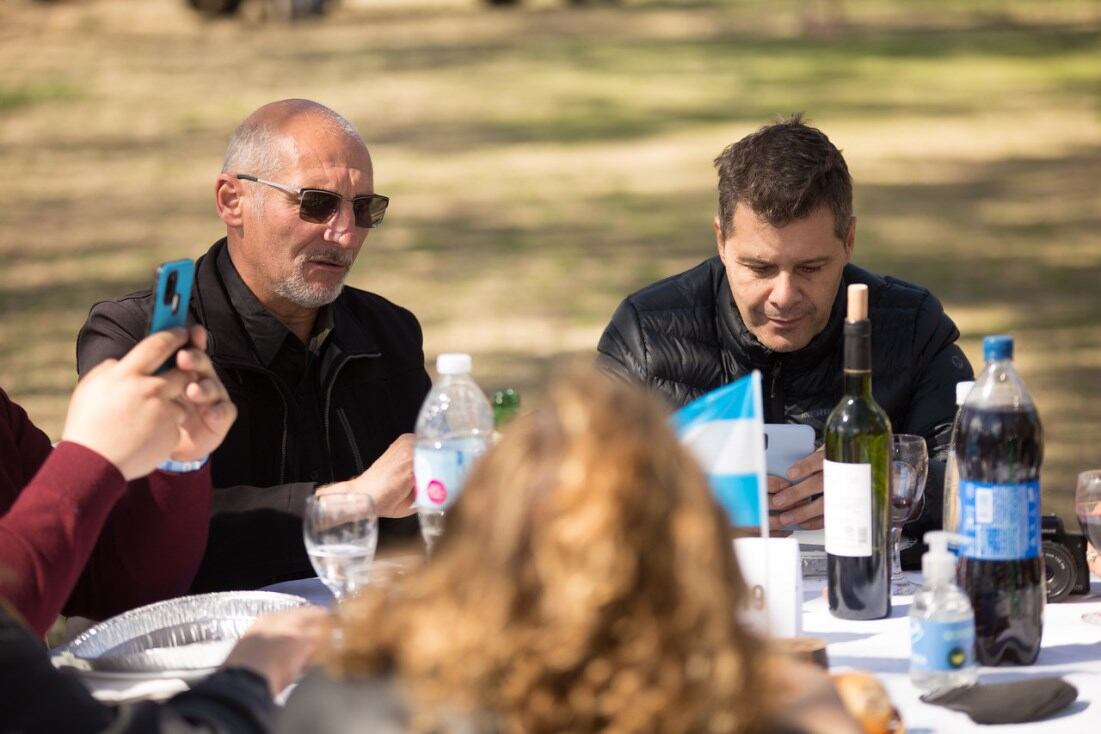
148;259;195;373
765;423;816;528
764;423;816;479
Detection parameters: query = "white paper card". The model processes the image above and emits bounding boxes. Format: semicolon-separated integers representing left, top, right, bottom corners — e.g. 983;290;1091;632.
732;536;803;638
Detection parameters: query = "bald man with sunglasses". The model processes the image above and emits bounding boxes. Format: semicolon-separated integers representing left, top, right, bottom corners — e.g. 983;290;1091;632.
77;100;431;592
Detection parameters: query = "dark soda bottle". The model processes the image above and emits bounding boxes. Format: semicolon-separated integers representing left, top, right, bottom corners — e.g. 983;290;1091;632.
955;335;1044;665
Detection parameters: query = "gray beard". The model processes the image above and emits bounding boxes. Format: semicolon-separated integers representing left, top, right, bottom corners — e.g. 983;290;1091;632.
274;278;343;308
274;248;352;308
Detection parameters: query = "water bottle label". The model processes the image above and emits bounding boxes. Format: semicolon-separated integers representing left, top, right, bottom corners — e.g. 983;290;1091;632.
959;479;1040;560
823;460;872;557
414;439;487;511
910;618;974;673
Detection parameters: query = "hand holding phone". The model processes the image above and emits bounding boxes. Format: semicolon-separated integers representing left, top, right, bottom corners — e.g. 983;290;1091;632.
764;424;820;531
764;424;816;479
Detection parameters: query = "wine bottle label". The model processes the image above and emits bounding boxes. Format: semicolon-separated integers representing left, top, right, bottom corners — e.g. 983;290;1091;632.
959;478;1041;560
823;459;873;557
910;617;975;673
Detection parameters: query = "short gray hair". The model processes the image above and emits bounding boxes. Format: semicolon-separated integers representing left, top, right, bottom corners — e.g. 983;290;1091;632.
221;103;365;180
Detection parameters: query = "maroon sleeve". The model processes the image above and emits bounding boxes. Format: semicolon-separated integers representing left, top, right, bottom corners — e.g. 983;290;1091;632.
64;465;212;623
1;385;214;635
0;441;128;637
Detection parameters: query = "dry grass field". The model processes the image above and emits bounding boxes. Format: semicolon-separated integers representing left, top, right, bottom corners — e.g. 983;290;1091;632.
1;0;1099;516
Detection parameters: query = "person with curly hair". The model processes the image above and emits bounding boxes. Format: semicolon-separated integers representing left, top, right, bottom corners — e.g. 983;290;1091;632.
278;367;857;733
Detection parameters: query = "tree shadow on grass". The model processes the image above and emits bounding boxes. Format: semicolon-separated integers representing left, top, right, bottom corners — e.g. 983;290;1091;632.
4;22;1097;157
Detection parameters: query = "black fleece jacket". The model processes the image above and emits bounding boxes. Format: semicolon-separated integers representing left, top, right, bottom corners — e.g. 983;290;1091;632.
76;239;431;592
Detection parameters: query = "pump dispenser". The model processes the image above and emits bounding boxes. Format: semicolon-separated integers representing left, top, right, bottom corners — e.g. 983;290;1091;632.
910;532;977;691
923;532;963;584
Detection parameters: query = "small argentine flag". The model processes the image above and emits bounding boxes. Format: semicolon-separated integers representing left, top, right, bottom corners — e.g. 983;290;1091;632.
673;371;768;534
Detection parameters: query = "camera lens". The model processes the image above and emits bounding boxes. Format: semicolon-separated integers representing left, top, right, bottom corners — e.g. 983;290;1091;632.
164;271;178;305
1042;541;1075;602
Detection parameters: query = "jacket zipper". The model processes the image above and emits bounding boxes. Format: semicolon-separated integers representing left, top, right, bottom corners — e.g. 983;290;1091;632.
323;353;381;477
768;359;784;423
336;407;365;475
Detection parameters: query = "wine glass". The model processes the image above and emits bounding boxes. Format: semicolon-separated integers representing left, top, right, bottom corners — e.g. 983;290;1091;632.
303;493;378;602
889;434;929;595
1075;470;1101;625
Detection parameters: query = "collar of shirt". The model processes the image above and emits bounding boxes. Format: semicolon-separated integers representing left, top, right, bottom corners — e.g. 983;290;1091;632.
216;245;334;367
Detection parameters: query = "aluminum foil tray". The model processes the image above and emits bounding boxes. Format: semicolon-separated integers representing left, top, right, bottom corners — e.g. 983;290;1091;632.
51;591;307;680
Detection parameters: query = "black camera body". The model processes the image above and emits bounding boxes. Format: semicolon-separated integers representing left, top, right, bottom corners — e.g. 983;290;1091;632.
1041;514;1090;602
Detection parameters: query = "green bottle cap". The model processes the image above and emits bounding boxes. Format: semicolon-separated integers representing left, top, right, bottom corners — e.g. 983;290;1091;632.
492;388;520;428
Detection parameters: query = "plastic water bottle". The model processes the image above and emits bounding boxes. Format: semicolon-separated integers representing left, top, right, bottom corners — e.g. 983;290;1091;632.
941;380;975;539
910;531;977;691
956;335;1044;665
414;353;494;554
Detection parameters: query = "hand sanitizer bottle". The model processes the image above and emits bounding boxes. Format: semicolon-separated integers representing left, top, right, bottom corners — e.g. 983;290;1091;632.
910;531;978;691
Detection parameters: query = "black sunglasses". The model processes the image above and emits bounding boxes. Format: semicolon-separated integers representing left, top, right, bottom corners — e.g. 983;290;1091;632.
236;174;389;228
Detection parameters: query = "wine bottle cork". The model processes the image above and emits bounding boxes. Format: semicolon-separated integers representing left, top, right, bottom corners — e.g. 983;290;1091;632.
847;283;868;322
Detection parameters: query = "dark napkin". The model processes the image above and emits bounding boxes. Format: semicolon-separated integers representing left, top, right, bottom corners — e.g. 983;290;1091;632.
920;678;1078;724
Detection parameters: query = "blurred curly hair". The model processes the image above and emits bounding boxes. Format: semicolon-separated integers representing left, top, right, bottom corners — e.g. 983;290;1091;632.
329;367;767;733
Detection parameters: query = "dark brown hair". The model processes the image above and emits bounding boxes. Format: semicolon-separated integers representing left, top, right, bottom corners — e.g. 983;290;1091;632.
714;113;852;240
329;367;768;733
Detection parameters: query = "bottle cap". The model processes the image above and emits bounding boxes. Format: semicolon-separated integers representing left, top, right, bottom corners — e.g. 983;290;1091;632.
492;388;520;429
922;531;967;584
982;335;1013;362
436;353;472;375
955;380;975;406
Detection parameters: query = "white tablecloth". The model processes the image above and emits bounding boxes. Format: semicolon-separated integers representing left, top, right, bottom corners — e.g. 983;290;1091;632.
802;573;1101;731
82;569;1101;730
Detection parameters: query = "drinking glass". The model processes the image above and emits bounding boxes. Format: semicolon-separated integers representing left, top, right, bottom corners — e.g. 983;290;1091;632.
1075;469;1101;625
303;493;378;602
890;434;928;595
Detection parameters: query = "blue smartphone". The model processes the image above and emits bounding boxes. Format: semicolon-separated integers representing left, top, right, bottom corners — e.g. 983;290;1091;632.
148;258;195;372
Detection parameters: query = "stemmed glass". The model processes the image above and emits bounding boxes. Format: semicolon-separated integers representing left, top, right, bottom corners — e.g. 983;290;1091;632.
303;493;378;602
889;434;929;596
1075;470;1101;625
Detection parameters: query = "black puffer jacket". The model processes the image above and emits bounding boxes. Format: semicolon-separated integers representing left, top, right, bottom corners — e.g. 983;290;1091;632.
77;240;431;591
598;257;974;557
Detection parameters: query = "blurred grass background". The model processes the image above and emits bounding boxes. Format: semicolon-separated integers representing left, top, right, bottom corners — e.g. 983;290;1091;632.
1;0;1099;517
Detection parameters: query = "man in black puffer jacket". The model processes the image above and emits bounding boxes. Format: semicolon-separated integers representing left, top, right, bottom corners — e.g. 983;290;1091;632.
598;115;973;563
77;100;431;591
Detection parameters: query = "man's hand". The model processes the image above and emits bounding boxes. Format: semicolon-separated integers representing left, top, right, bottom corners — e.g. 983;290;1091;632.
769;449;825;531
62;329;192;480
316;433;416;518
221;606;329;696
169;325;237;462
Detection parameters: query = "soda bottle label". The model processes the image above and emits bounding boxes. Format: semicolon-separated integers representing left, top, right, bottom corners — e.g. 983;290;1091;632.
823;460;872;557
910;617;975;673
959;478;1040;560
413;438;487;511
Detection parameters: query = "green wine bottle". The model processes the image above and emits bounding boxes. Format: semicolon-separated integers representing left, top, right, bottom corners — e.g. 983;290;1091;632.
824;283;892;620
